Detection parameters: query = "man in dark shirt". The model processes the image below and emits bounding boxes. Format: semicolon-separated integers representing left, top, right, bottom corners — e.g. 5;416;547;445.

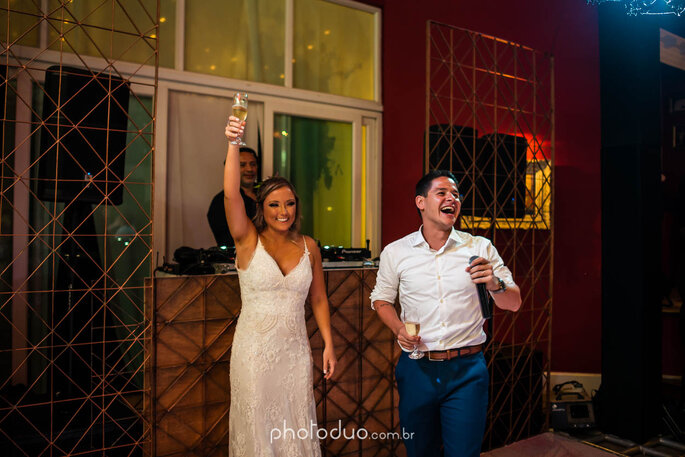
207;146;258;247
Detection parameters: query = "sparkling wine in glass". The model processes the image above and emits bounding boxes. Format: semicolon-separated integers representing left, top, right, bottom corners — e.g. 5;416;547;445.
405;321;420;337
231;92;248;146
403;310;424;360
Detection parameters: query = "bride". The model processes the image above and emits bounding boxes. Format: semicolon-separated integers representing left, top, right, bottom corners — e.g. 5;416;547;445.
224;115;337;456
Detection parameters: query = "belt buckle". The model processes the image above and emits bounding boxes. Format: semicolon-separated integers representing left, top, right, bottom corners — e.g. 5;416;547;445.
427;351;446;362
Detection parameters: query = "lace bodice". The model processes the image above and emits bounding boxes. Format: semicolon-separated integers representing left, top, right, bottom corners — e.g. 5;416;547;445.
236;237;312;316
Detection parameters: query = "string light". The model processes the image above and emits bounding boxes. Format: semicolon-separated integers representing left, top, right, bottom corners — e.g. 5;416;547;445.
587;0;685;16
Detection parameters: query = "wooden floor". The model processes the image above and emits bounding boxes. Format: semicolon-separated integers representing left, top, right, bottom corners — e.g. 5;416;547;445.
482;433;618;456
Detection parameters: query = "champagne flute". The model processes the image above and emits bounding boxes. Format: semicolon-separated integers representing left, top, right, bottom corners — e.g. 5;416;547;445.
403;309;424;360
231;92;248;146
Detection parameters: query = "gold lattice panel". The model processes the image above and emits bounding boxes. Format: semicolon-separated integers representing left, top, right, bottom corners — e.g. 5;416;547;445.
0;1;156;455
426;21;554;450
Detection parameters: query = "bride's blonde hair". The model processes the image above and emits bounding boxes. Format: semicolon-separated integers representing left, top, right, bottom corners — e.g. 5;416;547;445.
253;177;301;233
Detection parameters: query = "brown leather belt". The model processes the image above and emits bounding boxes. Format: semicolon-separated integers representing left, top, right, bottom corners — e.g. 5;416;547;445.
426;344;482;361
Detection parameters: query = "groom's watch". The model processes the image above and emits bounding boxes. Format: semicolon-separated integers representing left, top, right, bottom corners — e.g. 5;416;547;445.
490;276;507;294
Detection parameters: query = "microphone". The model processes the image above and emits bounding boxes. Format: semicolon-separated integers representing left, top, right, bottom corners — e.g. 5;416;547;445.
469;255;492;320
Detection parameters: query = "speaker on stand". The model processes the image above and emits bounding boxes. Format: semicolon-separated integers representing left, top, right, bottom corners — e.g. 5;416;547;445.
33;65;135;452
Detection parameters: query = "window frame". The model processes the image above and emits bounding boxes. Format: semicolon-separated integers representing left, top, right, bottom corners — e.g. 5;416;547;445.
154;81;382;257
174;0;382;104
265;97;381;249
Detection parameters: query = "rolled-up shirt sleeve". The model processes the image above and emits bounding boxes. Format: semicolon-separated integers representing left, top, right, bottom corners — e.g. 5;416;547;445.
369;246;399;310
484;239;515;287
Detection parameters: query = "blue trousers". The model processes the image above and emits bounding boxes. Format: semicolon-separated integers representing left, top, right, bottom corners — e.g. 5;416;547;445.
395;351;489;457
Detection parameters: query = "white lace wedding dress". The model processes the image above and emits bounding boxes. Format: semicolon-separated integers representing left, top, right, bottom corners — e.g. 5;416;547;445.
229;237;321;456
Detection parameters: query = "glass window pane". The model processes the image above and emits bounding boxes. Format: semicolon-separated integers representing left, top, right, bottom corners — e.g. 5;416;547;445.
185;0;285;84
0;2;41;47
294;0;375;100
92;94;153;389
159;0;177;68
46;0;168;67
273;114;352;246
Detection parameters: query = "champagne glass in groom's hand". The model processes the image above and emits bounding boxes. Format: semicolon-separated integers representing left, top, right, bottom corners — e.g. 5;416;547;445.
402;309;424;360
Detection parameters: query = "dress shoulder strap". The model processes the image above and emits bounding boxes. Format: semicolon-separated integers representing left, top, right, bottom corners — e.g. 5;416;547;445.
302;236;309;255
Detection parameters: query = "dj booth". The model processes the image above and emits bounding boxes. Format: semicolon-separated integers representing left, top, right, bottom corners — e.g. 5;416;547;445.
144;263;402;457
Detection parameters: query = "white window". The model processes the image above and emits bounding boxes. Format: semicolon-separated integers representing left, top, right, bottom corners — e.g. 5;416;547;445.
5;0;383;260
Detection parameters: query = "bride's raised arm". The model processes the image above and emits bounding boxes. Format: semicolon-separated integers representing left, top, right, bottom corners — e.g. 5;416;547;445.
224;116;257;248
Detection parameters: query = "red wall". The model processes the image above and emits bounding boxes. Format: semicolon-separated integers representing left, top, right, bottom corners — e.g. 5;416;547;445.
362;0;602;372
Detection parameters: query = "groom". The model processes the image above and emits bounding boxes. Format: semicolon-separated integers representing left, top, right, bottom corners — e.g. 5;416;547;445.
370;170;521;457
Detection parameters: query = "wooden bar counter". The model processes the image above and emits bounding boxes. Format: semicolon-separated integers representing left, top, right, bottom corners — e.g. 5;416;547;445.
145;268;403;457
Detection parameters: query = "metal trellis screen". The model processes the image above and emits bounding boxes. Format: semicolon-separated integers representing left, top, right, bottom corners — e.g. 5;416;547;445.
426;20;554;449
0;1;156;455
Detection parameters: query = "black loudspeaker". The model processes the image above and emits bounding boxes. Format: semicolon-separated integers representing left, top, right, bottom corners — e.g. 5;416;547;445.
427;126;528;218
426;124;488;215
38;66;130;205
478;133;528;219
